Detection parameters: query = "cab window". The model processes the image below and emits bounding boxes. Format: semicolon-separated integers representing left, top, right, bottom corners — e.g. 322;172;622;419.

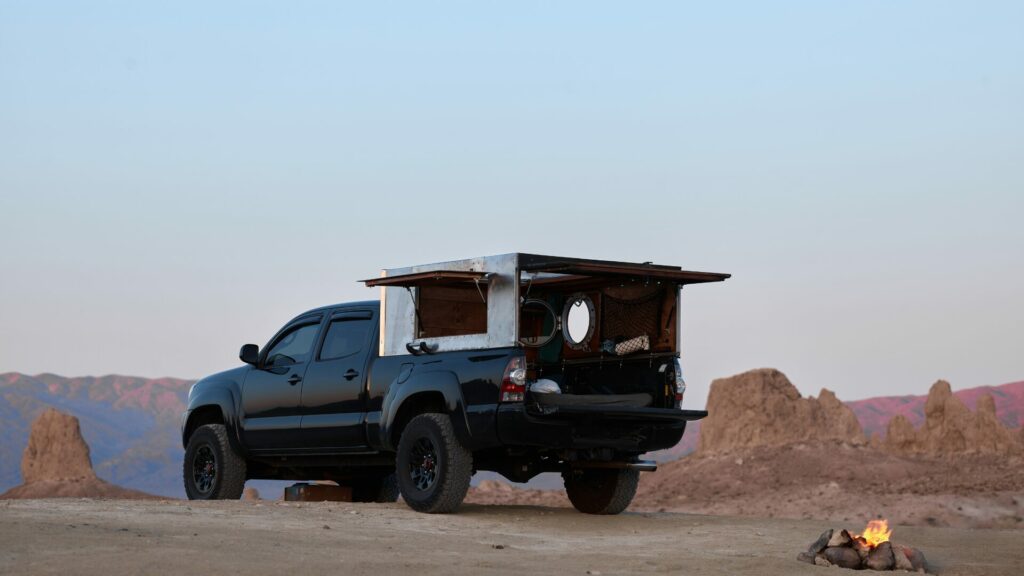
319;317;373;361
264;323;320;367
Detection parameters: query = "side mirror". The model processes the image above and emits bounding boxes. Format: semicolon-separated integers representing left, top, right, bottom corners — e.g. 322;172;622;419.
239;344;260;366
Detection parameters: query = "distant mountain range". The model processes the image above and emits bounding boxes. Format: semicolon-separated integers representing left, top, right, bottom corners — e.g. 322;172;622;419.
2;372;1022;497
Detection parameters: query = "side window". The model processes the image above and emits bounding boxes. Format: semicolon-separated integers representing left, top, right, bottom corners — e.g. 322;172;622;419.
319;317;373;361
264;323;320;367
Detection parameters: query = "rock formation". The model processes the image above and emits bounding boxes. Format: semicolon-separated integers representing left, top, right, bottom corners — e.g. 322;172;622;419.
922;380;976;453
698;368;865;453
20;409;96;484
883;415;917;453
0;409;158;499
884;380;1022;455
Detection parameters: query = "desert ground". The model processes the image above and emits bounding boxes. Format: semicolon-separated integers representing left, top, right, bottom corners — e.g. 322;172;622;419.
1;499;1022;576
3;373;1022;575
469;443;1024;530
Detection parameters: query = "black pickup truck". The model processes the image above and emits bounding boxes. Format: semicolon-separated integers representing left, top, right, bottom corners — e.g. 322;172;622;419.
182;254;727;514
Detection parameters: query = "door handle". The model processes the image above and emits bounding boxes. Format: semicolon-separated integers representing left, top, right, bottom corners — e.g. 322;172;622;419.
343;369;360;381
287;374;302;386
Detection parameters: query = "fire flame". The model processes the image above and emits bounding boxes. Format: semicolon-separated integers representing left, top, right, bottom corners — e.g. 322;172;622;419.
856;519;892;549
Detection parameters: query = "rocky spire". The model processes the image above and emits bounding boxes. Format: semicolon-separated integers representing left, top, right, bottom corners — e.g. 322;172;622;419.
884;381;1021;455
21;408;96;483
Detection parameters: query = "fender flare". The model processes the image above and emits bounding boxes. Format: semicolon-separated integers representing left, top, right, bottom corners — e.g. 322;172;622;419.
377;369;472;452
182;385;245;456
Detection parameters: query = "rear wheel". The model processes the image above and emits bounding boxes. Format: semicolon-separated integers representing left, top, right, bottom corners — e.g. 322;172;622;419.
351;473;400;503
183;424;246;500
395;414;472;513
563;468;639;515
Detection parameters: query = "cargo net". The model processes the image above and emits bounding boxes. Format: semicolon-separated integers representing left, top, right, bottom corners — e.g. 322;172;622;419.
601;289;664;343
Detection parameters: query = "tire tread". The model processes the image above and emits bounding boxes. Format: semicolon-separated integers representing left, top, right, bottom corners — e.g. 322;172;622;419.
183;423;246;500
397;413;472;513
563;468;639;515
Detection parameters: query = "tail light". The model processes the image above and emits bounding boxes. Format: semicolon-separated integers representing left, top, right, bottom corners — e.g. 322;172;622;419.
500;356;527;402
673;358;686;407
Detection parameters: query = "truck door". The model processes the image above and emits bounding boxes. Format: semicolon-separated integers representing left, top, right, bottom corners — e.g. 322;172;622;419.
299;309;376;449
240;315;323;451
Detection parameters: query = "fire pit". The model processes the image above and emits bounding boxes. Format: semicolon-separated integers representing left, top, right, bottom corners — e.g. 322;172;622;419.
797;520;928;572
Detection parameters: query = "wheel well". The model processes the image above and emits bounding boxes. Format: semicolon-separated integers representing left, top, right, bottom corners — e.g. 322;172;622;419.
390;392;446;447
184;405;225;445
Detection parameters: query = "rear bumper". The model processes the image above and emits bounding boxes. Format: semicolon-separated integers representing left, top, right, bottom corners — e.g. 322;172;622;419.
495;403;703;452
536;403;707;422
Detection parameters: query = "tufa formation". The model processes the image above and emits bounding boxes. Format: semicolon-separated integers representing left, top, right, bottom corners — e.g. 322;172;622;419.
20;408;97;483
885;380;1022;455
699;368;864;453
0;408;158;499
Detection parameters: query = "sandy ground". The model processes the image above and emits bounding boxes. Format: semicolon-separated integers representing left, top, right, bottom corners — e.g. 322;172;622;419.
469;443;1024;530
1;499;1022;576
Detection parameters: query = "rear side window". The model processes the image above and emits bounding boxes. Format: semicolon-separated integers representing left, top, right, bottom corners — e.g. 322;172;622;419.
319;318;373;361
264;323;320;367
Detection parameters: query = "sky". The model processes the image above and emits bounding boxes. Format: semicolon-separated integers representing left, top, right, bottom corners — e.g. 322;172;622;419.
1;1;1021;407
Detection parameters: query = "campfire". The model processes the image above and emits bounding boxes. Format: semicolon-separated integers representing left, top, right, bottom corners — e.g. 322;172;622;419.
797;520;928;572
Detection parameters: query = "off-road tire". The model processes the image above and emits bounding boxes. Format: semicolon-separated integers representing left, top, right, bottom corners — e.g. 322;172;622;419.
396;413;472;513
351;473;400;503
183;423;247;500
563;468;639;515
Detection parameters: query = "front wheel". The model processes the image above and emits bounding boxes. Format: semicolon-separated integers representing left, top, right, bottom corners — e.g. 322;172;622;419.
395;414;472;513
351;473;400;503
563;468;639;515
183;423;247;500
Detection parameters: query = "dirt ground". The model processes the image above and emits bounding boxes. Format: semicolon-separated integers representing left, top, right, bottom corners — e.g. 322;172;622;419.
469;442;1024;530
637;442;1024;529
2;499;1022;576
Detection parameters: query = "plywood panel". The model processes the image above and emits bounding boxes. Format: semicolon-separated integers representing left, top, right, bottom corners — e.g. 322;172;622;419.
418;285;487;338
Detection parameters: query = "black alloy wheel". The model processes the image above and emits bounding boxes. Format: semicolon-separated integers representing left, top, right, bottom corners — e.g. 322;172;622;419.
192;445;217;495
183;423;246;500
395;413;473;513
409;437;439;491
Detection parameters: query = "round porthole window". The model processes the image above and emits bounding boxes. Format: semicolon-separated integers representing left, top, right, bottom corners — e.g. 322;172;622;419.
562;293;596;350
519;299;559;347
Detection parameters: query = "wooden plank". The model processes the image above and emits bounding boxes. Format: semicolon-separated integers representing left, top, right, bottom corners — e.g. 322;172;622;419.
525;261;729;285
418;285;487;337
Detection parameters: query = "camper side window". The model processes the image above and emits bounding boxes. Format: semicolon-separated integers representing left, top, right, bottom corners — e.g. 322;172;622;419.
416;284;487;338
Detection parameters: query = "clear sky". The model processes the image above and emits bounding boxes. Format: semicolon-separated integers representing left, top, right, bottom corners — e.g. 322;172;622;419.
1;1;1021;407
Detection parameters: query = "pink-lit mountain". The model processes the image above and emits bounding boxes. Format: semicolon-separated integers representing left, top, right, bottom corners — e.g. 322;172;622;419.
846;380;1024;439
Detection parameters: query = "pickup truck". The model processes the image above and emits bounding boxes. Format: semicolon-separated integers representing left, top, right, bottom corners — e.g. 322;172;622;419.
182;253;728;513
